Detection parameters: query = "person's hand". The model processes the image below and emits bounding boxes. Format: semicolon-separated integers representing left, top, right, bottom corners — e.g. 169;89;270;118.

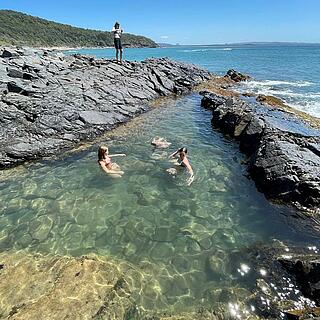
187;174;194;186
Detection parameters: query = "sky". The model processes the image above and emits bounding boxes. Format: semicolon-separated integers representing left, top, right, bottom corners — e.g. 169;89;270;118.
1;0;319;44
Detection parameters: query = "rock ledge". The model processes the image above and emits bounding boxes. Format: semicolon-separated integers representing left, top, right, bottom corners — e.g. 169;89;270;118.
200;84;320;213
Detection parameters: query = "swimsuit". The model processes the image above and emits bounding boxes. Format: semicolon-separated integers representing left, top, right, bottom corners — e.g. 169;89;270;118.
98;157;112;169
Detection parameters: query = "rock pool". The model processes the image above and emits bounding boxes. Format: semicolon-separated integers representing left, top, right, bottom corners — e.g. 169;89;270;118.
0;94;317;315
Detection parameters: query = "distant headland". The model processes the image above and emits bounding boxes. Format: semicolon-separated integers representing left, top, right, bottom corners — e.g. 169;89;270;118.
0;10;157;48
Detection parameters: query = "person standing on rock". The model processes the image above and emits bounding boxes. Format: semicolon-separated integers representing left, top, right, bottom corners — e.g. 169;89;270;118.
112;22;123;63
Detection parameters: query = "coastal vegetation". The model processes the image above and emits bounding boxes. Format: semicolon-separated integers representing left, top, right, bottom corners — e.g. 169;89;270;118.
0;10;157;47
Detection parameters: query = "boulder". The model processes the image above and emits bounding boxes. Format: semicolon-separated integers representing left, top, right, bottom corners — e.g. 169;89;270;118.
224;69;251;82
0;48;20;58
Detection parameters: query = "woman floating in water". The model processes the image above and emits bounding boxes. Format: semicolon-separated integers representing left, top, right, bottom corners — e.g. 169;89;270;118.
168;147;194;186
98;145;126;177
151;137;171;148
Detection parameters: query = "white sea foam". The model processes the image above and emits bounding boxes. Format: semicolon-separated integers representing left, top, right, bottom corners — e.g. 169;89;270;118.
287;101;320;118
248;89;320;99
180;48;233;52
240;79;320;118
245;79;314;88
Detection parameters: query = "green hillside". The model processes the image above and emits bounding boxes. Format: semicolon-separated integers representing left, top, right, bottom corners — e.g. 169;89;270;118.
0;10;157;47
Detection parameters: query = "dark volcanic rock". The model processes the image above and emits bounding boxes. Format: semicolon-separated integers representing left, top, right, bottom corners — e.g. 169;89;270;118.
0;48;21;58
224;69;251;82
0;47;211;168
278;255;320;305
200;92;320;211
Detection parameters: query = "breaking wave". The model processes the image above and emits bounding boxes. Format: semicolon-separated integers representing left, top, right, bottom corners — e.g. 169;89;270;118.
239;79;320;118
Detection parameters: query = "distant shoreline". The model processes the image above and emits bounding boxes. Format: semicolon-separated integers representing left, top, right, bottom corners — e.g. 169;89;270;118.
158;42;320;47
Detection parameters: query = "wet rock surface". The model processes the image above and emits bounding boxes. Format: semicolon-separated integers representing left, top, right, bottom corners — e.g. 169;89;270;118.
224;242;320;320
279;255;320;305
0;47;211;169
200;89;320;213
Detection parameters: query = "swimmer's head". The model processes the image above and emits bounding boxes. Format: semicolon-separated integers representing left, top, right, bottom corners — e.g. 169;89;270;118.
178;147;187;154
98;145;108;160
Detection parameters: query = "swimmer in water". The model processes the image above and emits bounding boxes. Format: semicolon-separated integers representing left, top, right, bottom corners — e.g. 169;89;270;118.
168;147;194;186
97;145;126;177
151;137;171;148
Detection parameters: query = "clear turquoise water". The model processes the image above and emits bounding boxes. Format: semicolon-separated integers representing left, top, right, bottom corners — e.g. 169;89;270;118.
0;94;317;313
68;44;320;117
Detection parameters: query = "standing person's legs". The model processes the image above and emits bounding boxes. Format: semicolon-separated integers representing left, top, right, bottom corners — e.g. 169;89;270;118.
116;49;119;62
114;38;120;62
120;48;123;63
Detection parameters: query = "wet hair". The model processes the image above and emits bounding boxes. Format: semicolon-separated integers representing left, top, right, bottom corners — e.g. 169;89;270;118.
98;145;108;161
114;22;120;29
178;147;188;154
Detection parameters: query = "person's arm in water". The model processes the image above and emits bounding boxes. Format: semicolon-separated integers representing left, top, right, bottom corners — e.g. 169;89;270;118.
182;157;194;176
108;153;126;157
169;149;179;158
182;157;194;186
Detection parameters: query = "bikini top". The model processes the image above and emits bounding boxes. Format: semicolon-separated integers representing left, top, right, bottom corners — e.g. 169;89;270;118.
98;157;112;166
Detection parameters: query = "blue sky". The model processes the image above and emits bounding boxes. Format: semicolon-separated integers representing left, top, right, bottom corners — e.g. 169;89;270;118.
1;0;319;44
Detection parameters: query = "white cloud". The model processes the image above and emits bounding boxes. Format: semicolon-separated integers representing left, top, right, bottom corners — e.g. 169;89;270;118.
160;35;169;39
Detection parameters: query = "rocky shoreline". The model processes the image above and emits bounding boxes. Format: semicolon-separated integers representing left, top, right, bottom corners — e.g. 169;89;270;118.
1;47;319;215
0;47;211;169
1;48;320;320
199;72;320;215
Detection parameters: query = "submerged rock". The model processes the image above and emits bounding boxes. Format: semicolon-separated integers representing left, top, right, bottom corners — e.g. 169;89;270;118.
0;47;211;169
0;251;136;319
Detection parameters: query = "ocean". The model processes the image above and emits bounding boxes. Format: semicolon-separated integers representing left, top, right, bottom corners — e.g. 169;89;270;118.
67;43;320;118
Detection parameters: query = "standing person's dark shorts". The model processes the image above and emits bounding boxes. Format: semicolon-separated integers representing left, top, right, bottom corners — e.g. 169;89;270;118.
114;38;122;50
